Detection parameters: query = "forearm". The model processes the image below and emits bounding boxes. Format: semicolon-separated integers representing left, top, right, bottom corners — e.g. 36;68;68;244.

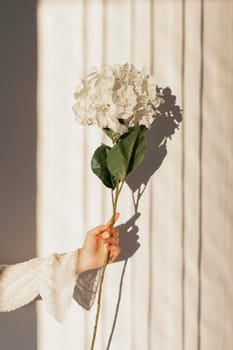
0;251;78;321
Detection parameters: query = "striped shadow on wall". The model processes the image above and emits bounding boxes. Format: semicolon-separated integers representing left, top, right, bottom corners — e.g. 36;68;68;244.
37;1;233;350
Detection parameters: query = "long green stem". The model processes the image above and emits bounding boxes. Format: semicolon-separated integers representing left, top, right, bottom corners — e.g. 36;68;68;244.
89;252;110;350
89;180;124;350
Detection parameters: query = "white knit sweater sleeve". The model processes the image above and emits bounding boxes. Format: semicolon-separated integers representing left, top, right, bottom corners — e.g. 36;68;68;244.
39;251;78;321
0;250;78;322
0;258;41;313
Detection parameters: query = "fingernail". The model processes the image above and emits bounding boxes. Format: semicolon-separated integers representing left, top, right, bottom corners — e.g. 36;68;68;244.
102;231;110;239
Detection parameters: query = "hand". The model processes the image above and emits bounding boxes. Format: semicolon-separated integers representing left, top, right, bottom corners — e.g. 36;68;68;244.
77;213;121;274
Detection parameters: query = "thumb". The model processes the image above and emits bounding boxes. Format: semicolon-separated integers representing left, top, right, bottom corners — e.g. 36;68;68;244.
106;212;120;226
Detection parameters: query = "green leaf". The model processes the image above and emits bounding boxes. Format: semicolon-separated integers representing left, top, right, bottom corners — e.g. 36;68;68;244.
91;144;116;189
107;125;147;181
128;130;147;173
103;128;121;143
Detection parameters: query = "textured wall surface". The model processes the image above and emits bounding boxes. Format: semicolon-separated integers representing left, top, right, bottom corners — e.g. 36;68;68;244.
26;0;233;349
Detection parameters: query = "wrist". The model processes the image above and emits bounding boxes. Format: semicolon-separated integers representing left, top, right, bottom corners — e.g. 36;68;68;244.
76;248;85;275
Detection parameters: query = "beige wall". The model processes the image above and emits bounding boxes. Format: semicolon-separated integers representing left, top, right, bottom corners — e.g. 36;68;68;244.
37;1;233;349
37;0;233;349
1;0;232;349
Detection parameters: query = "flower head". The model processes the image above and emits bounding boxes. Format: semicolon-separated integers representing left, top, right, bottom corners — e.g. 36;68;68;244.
73;64;164;134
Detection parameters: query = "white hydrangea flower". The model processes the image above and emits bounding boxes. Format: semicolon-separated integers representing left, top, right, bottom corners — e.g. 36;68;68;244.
73;64;164;135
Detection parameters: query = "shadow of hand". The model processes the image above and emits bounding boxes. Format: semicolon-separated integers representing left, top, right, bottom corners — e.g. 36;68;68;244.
116;212;141;261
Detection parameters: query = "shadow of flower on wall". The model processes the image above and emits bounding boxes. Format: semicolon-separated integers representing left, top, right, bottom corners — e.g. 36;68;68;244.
116;86;183;261
106;87;183;349
126;86;182;212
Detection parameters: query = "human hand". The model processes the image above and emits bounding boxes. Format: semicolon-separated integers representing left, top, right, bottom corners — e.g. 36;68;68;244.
77;213;121;274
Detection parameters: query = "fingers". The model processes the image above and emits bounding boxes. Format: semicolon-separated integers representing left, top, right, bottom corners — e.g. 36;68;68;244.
87;216;120;265
97;227;119;239
107;245;121;262
106;212;120;226
99;227;120;262
89;224;111;236
109;227;119;238
90;213;120;236
102;236;119;245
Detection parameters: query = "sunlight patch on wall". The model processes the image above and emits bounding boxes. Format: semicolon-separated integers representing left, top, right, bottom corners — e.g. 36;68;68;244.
37;1;86;349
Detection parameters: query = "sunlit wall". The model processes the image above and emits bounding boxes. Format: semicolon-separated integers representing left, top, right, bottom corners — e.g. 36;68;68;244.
37;1;233;350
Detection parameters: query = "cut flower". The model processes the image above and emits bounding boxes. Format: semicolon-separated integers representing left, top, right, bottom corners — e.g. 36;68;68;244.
73;63;182;350
73;64;164;134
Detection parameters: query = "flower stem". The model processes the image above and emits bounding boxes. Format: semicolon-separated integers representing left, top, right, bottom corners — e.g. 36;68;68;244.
89;180;124;350
89;252;110;350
